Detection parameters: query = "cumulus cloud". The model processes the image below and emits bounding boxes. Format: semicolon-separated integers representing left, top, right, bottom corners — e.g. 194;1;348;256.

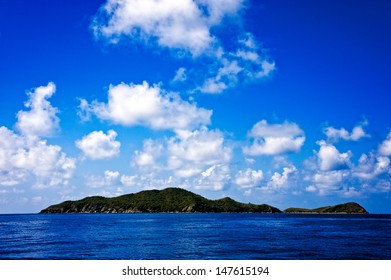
303;135;391;197
379;132;391;156
92;1;275;94
92;0;243;56
243;120;305;156
234;168;263;188
75;130;120;160
130;127;233;192
323;122;369;142
132;127;232;179
353;153;390;180
305;170;349;196
133;139;163;168
316;140;352;171
0;83;76;189
86;170;121;188
16;82;59;139
80;81;212;131
167;127;232;178
267;166;297;189
0;126;75;188
194;164;231;191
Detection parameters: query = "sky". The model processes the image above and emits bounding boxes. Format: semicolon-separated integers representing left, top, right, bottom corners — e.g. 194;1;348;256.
0;0;391;214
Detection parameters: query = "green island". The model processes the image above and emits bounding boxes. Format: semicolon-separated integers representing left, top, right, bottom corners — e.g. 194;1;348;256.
39;187;368;214
283;202;368;214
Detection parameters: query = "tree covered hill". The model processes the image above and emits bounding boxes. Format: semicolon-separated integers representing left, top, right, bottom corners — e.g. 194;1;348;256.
40;187;281;213
40;187;368;214
284;202;368;214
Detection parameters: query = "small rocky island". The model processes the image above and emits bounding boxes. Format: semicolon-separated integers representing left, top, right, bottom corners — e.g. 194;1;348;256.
39;187;368;214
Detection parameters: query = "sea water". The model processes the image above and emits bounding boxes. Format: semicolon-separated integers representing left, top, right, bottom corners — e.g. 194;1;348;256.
0;213;390;259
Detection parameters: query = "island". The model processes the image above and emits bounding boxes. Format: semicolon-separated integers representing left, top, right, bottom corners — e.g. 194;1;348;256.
39;187;368;214
40;187;281;213
283;202;368;214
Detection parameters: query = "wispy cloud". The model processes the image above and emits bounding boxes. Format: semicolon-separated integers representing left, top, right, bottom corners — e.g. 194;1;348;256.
92;0;275;94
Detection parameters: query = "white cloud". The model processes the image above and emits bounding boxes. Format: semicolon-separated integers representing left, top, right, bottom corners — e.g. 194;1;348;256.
76;130;120;160
198;78;228;94
0;83;75;189
379;132;391;156
341;187;362;198
256;60;276;78
243;120;305;156
92;0;243;56
104;170;120;182
0;126;75;188
167;127;232;178
234;168;263;188
313;170;345;186
195;164;231;191
323;122;369;142
316;140;352;171
303;136;391;197
306;170;348;196
267;166;297;188
77;98;92;122
86;170;121;188
199;58;242;94
305;185;317;193
16;82;59;139
92;1;275;95
172;67;187;82
353;153;390;180
120;175;138;187
86;170;141;190
234;33;276;79
133;139;163;168
198;34;276;94
81;81;212;131
130;127;232;192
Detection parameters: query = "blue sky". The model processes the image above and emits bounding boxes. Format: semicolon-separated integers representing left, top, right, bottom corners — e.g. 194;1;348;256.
1;0;391;213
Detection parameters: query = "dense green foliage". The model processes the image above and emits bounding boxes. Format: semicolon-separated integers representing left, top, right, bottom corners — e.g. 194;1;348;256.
40;188;281;213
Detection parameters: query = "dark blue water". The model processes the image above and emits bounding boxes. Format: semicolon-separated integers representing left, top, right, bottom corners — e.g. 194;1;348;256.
0;213;390;259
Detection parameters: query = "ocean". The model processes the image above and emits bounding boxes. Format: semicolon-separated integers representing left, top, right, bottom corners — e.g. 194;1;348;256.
0;213;390;260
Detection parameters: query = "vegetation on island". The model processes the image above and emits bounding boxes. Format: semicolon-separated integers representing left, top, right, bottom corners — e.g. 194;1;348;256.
39;187;281;214
284;202;368;214
39;187;368;214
